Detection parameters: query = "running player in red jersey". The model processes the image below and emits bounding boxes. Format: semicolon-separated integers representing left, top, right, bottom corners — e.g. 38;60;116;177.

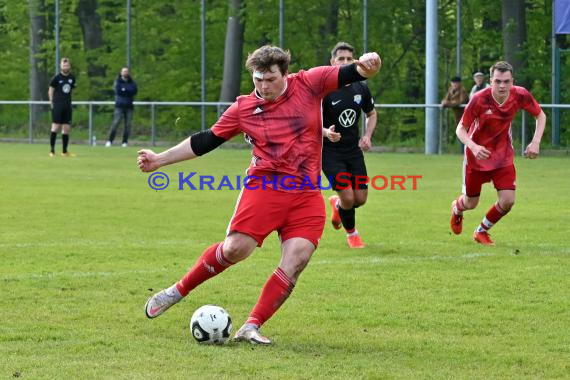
137;46;381;344
449;61;546;246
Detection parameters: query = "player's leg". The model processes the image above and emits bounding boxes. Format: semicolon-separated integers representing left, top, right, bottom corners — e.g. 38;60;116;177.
451;164;485;234
337;187;356;231
322;150;348;230
50;105;63;156
178;232;257;294
106;108;122;146
353;189;368;207
122;108;133;146
145;232;257;319
61;123;72;155
341;152;368;248
60;106;74;156
473;166;516;246
341;188;367;248
235;191;324;344
145;185;280;319
235;237;314;345
49;123;61;157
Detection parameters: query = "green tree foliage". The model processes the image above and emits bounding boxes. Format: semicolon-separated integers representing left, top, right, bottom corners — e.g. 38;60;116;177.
0;1;30;99
0;0;565;145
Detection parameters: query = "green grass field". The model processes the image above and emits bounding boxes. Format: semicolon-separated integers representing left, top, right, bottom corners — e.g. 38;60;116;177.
1;143;569;379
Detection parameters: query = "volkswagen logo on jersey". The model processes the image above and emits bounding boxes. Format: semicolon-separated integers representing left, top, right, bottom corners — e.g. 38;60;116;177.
62;84;72;93
353;94;362;105
338;109;357;128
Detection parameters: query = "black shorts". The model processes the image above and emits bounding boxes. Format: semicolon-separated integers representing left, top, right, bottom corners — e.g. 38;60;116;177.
322;148;368;190
52;104;72;124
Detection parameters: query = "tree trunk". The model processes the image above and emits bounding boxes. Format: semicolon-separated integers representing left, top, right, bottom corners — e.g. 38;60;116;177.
317;0;339;65
29;0;50;128
502;0;527;83
76;0;106;98
219;0;245;103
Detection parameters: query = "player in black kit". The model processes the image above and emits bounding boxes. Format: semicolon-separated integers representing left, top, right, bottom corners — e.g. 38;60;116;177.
48;57;76;157
322;42;377;249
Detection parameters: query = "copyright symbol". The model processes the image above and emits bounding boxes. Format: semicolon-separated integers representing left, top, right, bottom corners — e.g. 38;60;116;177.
148;172;169;190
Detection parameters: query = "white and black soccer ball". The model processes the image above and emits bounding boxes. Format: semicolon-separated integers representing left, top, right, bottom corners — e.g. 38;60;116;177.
190;305;232;344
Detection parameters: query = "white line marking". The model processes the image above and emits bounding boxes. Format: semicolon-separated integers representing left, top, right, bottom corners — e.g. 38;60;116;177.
1;268;169;281
311;252;495;266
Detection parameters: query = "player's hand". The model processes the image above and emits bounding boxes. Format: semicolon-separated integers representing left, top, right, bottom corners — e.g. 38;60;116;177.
354;52;381;77
359;136;372;151
469;144;491;160
137;149;161;172
325;125;341;143
524;141;540;159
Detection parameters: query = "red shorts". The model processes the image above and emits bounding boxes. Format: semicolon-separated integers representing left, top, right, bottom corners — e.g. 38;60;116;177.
227;184;326;248
463;164;516;197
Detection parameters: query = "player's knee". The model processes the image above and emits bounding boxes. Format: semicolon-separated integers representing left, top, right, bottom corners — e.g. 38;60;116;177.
223;235;255;262
354;196;367;208
223;242;248;262
500;199;515;212
339;193;355;209
281;255;311;282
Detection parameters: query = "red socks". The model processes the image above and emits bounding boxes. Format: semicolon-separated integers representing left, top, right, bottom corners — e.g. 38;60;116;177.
246;267;294;328
477;202;508;232
176;242;234;297
175;246;296;328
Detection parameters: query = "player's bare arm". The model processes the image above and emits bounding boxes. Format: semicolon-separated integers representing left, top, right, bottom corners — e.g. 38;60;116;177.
456;123;491;160
137;137;197;172
354;52;382;78
323;125;341;143
48;87;54;108
359;109;377;151
138;129;226;172
524;110;547;159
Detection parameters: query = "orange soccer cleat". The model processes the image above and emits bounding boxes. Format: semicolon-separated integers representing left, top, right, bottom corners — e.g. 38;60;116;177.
473;230;495;246
328;195;342;230
347;234;365;249
450;200;464;235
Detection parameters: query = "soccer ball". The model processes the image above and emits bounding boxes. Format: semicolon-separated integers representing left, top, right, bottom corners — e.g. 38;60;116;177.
190;305;232;344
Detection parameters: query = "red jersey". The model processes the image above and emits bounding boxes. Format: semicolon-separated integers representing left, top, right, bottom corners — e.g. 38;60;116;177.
461;86;542;171
211;66;339;191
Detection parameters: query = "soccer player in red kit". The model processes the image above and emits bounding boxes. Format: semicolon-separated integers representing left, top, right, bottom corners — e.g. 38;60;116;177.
450;61;546;245
137;46;381;344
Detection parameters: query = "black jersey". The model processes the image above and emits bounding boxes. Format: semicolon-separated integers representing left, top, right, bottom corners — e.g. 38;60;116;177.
322;81;374;152
49;73;76;106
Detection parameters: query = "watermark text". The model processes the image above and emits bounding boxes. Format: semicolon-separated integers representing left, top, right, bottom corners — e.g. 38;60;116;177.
146;172;422;191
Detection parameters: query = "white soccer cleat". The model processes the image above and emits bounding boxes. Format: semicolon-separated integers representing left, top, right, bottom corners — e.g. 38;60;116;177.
122;143;128;147
145;285;182;319
233;323;272;345
105;141;112;147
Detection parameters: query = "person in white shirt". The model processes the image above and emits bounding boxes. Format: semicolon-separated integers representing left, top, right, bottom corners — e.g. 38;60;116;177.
469;71;490;100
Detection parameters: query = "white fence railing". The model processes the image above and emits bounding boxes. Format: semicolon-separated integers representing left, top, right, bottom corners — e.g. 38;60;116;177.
1;100;568;154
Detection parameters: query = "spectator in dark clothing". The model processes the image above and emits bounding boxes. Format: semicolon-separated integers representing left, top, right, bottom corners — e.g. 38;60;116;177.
106;67;138;147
